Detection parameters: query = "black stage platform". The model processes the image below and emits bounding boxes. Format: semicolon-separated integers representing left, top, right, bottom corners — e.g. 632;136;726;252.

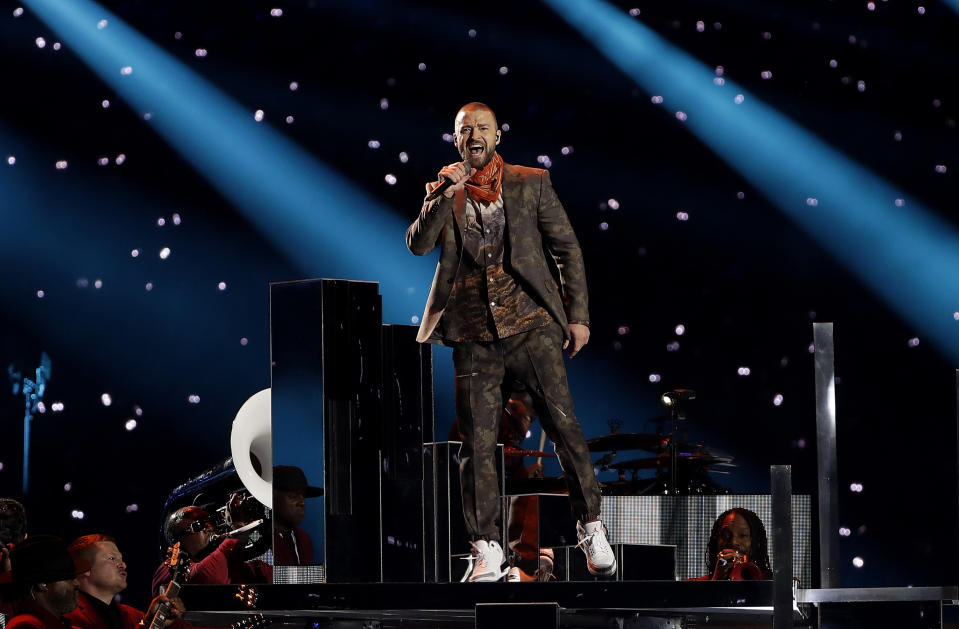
181;580;788;628
182;582;959;628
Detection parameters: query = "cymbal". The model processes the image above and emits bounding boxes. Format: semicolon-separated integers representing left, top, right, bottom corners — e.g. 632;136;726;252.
586;433;668;452
609;452;731;471
667;441;706;453
504;446;556;458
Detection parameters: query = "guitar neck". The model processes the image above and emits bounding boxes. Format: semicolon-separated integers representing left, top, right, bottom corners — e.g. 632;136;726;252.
147;580;181;629
164;581;181;599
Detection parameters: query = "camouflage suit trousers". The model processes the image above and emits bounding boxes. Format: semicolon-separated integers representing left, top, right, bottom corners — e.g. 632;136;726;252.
452;321;602;541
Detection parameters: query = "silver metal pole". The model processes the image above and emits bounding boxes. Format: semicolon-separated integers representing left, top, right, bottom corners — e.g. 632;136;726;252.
813;322;839;588
771;465;793;629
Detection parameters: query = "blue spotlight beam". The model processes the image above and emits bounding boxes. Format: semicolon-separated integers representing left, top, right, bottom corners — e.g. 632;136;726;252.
22;0;423;324
545;0;959;362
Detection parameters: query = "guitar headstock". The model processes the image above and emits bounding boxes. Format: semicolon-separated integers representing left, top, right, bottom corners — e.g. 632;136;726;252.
164;542;192;583
234;584;258;608
230;613;269;629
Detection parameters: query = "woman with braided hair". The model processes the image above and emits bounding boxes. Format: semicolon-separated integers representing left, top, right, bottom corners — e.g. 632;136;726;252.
702;508;772;581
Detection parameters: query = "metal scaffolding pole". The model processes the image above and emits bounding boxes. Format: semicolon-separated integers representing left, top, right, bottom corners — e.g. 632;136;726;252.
813;323;839;588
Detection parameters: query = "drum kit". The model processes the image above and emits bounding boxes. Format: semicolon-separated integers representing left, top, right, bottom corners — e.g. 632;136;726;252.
590;433;735;495
504;389;733;496
504;423;735;495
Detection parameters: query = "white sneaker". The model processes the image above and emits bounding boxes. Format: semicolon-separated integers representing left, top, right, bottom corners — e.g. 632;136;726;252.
506;566;522;582
462;540;507;583
576;520;617;577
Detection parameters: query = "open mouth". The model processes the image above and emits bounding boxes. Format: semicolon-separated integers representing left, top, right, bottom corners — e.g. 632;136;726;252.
468;143;484;156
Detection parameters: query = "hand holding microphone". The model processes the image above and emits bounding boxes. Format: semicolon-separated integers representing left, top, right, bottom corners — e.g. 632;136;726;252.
427;162;472;200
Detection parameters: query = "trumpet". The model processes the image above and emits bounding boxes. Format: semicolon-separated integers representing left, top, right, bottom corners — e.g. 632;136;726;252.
716;549;764;580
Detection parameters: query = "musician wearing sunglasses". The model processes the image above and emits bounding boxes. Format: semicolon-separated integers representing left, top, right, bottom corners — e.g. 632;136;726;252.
151;507;271;595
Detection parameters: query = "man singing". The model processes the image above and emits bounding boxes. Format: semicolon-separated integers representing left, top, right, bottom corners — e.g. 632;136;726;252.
407;102;615;582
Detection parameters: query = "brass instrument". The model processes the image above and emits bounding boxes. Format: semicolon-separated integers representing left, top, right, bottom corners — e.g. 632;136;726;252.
716;549;763;580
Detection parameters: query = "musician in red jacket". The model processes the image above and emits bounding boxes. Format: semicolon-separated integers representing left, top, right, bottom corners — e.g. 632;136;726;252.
0;498;27;580
0;535;89;629
66;535;182;629
152;507;271;595
0;497;28;622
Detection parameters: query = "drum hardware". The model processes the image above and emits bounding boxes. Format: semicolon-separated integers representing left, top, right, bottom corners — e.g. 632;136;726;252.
585;433;669;453
504;446;557;458
661;388;696;407
581;389;739;495
609;452;731;471
664;390;687;494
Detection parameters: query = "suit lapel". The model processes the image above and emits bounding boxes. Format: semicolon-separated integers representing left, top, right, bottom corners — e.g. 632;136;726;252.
501;163;523;256
452;187;467;234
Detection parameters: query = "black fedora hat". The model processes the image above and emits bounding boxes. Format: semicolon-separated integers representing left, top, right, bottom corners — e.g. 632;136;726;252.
0;535;91;585
273;466;323;498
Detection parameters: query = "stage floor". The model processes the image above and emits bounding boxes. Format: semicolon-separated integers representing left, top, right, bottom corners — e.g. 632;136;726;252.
181;582;959;628
182;580;787;628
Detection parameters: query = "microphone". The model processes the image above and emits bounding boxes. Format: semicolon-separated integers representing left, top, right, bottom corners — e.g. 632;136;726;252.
426;163;472;201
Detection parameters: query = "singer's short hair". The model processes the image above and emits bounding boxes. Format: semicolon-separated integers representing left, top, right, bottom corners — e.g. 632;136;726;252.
69;534;117;566
455;102;498;129
704;507;771;575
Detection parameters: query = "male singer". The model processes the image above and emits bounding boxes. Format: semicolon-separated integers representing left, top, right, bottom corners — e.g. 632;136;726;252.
406;102;615;582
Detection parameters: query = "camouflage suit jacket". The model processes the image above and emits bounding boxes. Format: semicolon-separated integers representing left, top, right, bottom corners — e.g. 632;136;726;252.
406;162;589;344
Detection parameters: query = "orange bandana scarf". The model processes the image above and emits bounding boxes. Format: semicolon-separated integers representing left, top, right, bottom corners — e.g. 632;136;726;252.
464;152;504;203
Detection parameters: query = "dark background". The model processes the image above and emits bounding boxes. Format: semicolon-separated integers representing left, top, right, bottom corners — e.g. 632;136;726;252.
1;0;957;608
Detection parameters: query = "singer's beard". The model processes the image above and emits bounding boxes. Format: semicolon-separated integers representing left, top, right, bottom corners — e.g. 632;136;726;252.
459;144;497;170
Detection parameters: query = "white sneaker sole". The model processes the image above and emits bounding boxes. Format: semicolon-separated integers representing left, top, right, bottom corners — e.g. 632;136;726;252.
587;557;618;577
470;570;506;582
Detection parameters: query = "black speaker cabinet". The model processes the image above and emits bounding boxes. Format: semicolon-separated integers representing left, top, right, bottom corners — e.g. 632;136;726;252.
553;543;676;581
271;279;433;584
380;324;433;582
270;278;382;583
